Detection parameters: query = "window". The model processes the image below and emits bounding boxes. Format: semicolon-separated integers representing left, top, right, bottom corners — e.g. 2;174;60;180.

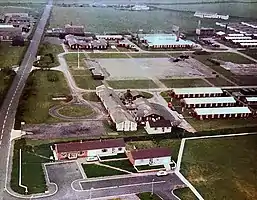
154;127;157;130
61;152;67;157
102;148;107;152
78;151;84;155
118;147;123;151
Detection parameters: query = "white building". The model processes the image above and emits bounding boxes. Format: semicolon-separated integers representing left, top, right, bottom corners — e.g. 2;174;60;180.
96;85;137;131
245;97;257;105
171;87;223;98
145;120;172;134
54;139;126;160
127;148;171;166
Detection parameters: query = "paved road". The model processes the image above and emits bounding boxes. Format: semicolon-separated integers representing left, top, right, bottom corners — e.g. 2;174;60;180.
0;0;53;199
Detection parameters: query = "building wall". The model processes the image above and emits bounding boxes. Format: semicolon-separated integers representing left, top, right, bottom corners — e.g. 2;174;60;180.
145;123;172;134
116;121;137;131
134;156;171;166
193;112;251;120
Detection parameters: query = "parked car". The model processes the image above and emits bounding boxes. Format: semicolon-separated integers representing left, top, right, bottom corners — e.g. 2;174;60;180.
156;171;168;177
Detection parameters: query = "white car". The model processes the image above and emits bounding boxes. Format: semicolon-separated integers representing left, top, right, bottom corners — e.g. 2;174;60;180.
156;171;168;177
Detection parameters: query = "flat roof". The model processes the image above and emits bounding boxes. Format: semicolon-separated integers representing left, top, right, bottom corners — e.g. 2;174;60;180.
142;34;195;46
232;40;257;43
225;36;252;40
227;33;244;37
183;97;236;105
0;24;14;28
246;97;257;102
194;107;251;116
240;43;257;46
173;87;223;95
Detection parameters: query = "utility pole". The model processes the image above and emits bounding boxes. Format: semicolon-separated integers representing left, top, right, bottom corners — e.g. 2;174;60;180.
151;178;154;195
89;187;94;199
77;47;80;69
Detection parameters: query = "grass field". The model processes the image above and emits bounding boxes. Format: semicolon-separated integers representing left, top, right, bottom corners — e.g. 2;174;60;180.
87;53;129;59
73;75;102;89
107;80;158;89
0;69;16;106
207;52;254;64
58;105;94;117
11;139;53;194
239;50;257;60
36;43;64;68
160;79;210;88
82;164;127;178
137;192;162;200
128;53;169;58
64;53;86;68
0;42;27;68
181;134;257;200
103;160;137;173
187;117;257;132
173;188;197;200
15;70;70;124
82;92;100;102
205;77;234;86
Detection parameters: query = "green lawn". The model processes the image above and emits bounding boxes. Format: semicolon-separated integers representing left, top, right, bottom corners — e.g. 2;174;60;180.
82;92;100;102
87;53;129;59
173;188;197;200
181;134;257;200
239;50;257;60
11;139;53;194
0;69;16;106
187;117;257;132
58;105;94;117
205;77;234;86
107;80;158;89
15;70;70;125
140;91;154;99
73;75;102;89
207;52;254;64
136;165;164;171
64;53;86;65
160;91;171;102
35;42;64;68
0;42;27;68
128;53;169;58
103;160;137;173
137;192;162;200
160;78;211;88
82;164;127;178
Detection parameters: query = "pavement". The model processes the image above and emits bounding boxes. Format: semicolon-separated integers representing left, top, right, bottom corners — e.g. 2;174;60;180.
0;0;53;199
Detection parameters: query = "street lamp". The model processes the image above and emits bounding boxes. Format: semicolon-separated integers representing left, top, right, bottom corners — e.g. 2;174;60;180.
89;187;94;200
151;179;154;196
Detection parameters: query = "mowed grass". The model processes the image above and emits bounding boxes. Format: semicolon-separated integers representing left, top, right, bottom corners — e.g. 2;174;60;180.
16;70;70;124
0;42;27;68
181;134;257;200
82;92;100;102
173;188;197;200
82;164;127;178
128;53;169;58
137;192;162;200
11;139;53;194
187;117;257;132
107;80;158;89
205;77;234;86
160;78;211;88
58;105;94;117
239;49;257;60
87;53;129;59
103;160;137;173
208;52;254;64
0;70;16;106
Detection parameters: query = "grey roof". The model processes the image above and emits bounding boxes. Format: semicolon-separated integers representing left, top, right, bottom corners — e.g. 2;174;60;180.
96;85;136;124
65;34;107;48
133;98;163;118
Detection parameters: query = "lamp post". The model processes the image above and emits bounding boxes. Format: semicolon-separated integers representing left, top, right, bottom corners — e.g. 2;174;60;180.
89;187;94;199
77;47;80;69
151;178;154;196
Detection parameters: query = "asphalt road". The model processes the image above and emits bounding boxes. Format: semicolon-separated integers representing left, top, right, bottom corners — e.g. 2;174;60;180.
0;0;53;199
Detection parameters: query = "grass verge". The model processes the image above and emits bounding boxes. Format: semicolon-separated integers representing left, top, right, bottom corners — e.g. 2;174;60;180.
205;77;234;86
87;53;129;59
0;69;16;106
82;92;100;102
160;78;210;88
136;165;164;171
82;164;127;178
58;105;94;117
128;53;169;58
173;188;197;200
107;80;158;89
11;139;53;194
137;192;162;200
15;70;70;125
181;134;257;200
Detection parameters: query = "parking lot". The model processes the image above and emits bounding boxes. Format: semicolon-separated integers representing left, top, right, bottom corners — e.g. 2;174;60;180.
94;57;214;80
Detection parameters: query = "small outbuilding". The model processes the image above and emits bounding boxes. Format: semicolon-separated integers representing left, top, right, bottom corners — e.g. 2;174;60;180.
144;120;172;134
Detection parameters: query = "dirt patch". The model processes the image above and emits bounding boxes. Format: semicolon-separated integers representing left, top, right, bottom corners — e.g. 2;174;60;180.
235;180;257;200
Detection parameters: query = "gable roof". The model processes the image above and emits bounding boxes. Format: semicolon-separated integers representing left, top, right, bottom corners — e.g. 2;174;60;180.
130;147;171;159
148;120;172;128
55;139;125;153
172;87;223;95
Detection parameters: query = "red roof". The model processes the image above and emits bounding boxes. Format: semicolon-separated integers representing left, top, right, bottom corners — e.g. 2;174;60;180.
130;148;171;160
55;139;125;153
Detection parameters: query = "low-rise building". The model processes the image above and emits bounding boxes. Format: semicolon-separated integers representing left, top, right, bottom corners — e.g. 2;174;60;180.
65;24;85;36
118;39;136;49
96;85;137;131
0;24;22;40
171;87;223;99
181;96;236;108
53;139;125;160
245;97;257;105
144;120;172;134
196;27;215;36
96;34;123;40
192;106;251;120
127;147;171;166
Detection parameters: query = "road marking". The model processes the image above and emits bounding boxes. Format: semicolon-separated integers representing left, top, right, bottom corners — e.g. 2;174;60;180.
119;180;166;188
4;115;7;120
0;135;3;139
0;140;2;145
3;119;6;124
1;130;3;134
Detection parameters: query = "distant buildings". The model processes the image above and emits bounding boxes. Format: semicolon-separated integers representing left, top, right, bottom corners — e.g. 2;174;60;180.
53;139;125;161
65;34;108;50
145;120;172;134
86;59;105;80
196;27;215;37
138;34;195;49
0;24;22;40
64;24;85;36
